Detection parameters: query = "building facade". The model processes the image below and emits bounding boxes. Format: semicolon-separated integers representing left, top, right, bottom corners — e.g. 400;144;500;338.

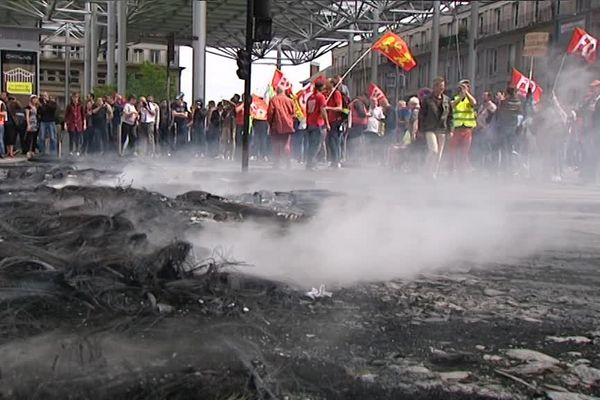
39;37;181;108
329;0;600;102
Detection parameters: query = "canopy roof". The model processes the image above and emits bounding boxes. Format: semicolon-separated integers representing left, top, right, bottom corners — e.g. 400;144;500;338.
0;0;488;64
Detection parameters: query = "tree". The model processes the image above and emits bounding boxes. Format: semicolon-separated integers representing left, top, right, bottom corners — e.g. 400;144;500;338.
126;61;178;100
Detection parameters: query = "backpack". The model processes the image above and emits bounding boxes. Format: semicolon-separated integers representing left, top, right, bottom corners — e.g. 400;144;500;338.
8;104;27;132
340;91;351;121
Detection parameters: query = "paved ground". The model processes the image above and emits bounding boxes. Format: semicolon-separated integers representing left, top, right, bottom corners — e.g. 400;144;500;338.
0;157;599;399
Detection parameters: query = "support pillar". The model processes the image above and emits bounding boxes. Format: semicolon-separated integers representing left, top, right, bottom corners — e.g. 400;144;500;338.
83;2;91;96
370;6;380;83
276;44;282;69
347;33;354;97
64;23;71;102
117;0;127;95
430;0;441;83
192;0;207;101
468;0;479;89
90;2;98;90
107;0;116;87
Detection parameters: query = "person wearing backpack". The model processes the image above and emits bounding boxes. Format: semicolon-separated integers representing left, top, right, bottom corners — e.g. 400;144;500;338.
5;97;26;158
0;97;7;157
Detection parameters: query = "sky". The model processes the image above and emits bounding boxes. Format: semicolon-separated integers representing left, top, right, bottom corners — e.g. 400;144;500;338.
179;47;332;102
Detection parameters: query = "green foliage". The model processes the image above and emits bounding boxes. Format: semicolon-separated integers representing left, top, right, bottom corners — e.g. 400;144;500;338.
93;84;117;98
126;61;178;101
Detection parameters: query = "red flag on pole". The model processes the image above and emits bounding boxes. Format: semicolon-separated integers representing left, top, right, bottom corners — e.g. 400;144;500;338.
372;31;417;72
511;68;543;103
271;69;293;93
368;83;389;107
250;95;268;120
567;27;598;64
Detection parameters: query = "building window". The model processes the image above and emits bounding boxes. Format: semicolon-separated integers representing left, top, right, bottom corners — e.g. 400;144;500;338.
488;49;497;76
479;15;484;34
507;44;516;72
133;49;144;63
52;45;62;58
47;70;57;82
495;9;501;32
513;2;519;27
535;0;540;20
150;50;161;64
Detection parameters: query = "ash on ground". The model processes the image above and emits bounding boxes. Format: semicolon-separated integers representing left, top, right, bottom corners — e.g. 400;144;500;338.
0;160;599;400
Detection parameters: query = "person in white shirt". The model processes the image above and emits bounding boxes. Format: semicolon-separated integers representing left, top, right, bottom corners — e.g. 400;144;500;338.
364;97;384;163
122;96;139;155
138;96;158;156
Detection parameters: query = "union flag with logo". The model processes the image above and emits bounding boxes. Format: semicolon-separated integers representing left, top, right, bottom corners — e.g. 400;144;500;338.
368;83;389;107
567;27;598;64
511;68;543;103
372;31;417;72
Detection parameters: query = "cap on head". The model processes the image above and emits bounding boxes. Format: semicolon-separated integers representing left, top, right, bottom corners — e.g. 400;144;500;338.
176;92;184;100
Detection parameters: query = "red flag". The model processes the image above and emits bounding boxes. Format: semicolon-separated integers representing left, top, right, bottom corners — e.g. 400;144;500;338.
271;69;293;94
511;69;543;103
372;31;417;72
250;95;268;120
567;27;598;64
368;83;389;107
293;83;314;119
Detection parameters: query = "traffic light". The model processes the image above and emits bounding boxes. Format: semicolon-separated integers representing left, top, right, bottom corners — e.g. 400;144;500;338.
253;0;272;42
236;49;250;81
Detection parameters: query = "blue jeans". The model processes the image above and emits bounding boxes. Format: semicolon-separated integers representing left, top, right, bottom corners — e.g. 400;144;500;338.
0;126;5;155
306;126;324;169
38;122;57;154
327;121;343;164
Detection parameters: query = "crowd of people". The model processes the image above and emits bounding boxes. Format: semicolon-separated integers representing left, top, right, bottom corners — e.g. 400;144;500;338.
0;74;599;183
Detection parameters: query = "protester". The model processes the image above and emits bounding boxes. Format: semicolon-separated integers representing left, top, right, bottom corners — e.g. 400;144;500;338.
347;95;369;164
171;97;189;151
24;95;39;159
122;95;139;155
419;77;453;179
89;97;110;154
495;86;523;175
450;79;477;175
138;96;158;156
472;91;497;170
206;101;220;158
37;92;57;155
305;80;329;170
325;78;344;168
220;100;235;160
64;92;86;156
0;94;6;158
4;97;24;158
267;86;295;169
364;97;384;163
190;99;207;156
252;101;270;161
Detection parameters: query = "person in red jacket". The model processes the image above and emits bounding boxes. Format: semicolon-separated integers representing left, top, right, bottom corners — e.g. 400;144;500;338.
267;87;295;169
347;95;369;164
305;80;330;170
325;78;344;168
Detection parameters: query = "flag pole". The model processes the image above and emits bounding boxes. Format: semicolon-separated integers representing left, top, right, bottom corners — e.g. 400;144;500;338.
552;53;568;92
327;46;373;101
528;56;534;81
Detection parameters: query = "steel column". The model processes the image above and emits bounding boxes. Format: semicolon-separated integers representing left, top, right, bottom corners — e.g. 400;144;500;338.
430;0;441;83
107;0;116;86
192;0;207;101
90;2;98;90
64;22;71;102
117;0;127;95
370;6;380;83
468;0;479;89
83;2;91;96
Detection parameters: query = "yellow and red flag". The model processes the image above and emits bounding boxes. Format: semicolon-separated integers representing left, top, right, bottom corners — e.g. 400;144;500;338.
250;95;268;120
372;32;417;72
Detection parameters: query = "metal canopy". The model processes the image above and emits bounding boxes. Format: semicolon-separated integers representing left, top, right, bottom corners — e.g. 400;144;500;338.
0;0;479;64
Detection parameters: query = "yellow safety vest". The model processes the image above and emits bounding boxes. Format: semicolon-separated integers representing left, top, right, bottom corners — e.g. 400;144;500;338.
453;96;477;128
